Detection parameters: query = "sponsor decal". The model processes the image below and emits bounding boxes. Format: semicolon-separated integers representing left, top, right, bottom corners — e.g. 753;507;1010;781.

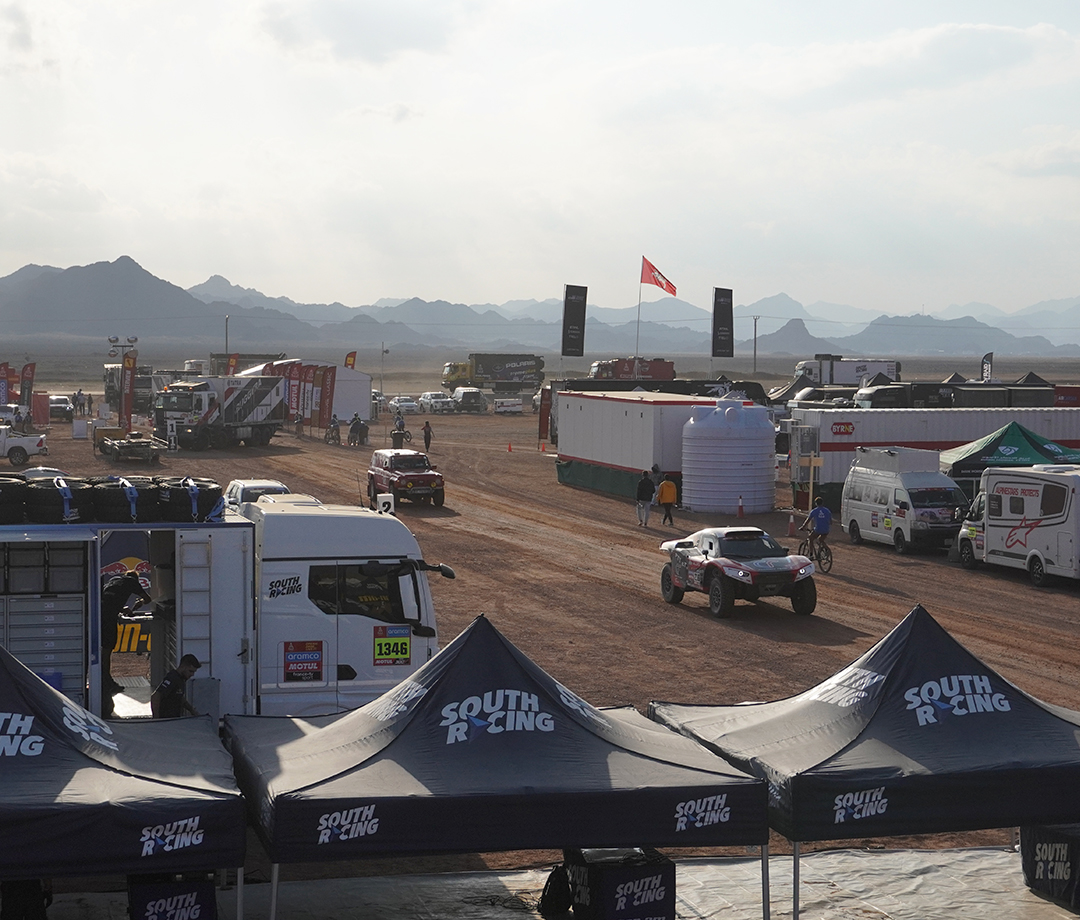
140;816;204;857
554;681;609;728
373;624;411;666
283;641;323;683
904;674;1011;726
439;689;555;744
614;873;667;910
1005;517;1041;549
997;445;1019;456
1034;842;1073;881
831;422;855;436
0;712;44;756
139;889;205;920
884;516;892;530
801;666;885;708
834;787;888;824
674;794;730;831
63;704;118;750
366;679;427;722
267;575;303;598
871;512;879;528
317;805;379;844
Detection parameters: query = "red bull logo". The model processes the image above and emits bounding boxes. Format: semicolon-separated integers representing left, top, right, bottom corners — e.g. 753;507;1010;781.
100;558;153;653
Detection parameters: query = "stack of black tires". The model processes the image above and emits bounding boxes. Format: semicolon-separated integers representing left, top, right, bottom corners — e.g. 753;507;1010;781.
0;475;224;525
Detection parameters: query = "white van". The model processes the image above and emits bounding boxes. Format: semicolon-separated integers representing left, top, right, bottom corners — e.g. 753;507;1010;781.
841;446;968;553
958;464;1080;586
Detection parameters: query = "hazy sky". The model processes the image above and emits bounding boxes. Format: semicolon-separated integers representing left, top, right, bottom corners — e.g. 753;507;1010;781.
2;1;1079;314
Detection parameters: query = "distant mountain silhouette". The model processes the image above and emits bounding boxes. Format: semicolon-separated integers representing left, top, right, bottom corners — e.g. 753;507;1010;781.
737;318;838;356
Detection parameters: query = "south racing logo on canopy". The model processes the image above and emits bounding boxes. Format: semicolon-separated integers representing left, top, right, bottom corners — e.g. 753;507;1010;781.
904;673;1011;726
439;688;556;744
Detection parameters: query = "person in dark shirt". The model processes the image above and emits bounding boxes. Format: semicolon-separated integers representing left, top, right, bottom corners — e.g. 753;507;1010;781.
100;570;151;715
151;654;201;718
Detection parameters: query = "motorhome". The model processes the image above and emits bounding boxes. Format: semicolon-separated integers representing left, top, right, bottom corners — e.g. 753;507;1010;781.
957;465;1080;586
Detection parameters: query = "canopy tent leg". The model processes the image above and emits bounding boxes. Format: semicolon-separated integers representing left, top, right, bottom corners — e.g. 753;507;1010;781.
269;863;280;920
792;840;800;920
761;841;770;920
236;866;244;920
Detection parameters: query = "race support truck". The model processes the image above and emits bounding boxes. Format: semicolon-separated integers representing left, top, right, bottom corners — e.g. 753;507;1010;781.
794;355;901;386
0;495;453;719
153;376;287;449
956;464;1080;587
587;357;676;380
441;354;545;392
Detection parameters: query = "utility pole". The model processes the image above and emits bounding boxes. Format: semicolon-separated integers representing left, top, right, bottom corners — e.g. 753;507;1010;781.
753;315;760;373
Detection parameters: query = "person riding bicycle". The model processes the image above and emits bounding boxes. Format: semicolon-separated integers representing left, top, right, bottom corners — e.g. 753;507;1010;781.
802;496;832;556
394;411;406;432
349;413;367;446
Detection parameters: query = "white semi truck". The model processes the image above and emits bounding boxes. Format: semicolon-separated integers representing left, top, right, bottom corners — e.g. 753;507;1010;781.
0;495;453;719
154;376;287;449
957;465;1080;587
794;355;901;386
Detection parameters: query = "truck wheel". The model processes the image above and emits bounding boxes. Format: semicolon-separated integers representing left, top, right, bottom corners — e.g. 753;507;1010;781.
367;479;377;509
1029;556;1048;587
791;577;817;615
958;541;978;570
433;489;445;507
708;575;735;618
660;564;684;604
7;447;28;466
193;431;210;452
893;530;907;555
848;521;862;544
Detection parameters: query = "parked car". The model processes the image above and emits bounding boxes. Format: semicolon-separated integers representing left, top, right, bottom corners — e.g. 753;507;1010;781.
660;526;817;616
451;387;487;413
367;449;445;507
224;479;291;508
418;391;455;413
389;396;420;415
49;396;74;421
19;467;69;481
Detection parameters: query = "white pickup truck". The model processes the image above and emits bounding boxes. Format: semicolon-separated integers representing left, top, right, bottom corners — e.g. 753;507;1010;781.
0;426;48;466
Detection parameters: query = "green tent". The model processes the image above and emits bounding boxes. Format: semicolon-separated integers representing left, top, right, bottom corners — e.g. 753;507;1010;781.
940;422;1080;483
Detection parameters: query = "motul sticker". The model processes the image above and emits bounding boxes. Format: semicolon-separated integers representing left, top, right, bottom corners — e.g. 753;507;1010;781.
284;640;324;682
831;422;855;435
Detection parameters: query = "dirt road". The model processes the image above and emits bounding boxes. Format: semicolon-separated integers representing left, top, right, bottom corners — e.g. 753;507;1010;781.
36;409;1080;867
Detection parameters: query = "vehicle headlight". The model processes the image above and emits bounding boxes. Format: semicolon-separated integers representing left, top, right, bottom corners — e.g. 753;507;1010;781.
798;566;812;576
910;520;929;530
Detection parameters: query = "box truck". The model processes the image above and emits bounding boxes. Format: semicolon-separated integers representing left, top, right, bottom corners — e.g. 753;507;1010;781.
956;465;1080;587
153;376;287;449
441;354;545;392
0;495;453;719
794;355;901;386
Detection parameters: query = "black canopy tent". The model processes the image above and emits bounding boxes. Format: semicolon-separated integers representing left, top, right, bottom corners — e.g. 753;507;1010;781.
0;644;246;879
650;605;1080;917
225;616;770;917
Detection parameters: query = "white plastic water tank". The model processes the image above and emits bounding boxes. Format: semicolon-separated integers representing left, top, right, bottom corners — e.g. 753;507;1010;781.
681;401;776;514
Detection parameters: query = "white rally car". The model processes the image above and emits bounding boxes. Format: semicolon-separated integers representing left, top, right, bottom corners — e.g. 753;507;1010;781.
660;526;817;616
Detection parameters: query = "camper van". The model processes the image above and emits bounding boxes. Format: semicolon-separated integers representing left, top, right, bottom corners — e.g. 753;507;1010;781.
957;465;1080;586
841;446;968;553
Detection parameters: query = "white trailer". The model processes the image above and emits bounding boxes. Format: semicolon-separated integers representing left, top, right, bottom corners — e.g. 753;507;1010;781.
957;465;1080;586
555;390;720;497
794;355;901;386
153;376;287;449
788;406;1080;507
0;498;452;719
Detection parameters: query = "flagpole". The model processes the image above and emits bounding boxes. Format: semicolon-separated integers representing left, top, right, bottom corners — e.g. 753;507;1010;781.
635;282;642;379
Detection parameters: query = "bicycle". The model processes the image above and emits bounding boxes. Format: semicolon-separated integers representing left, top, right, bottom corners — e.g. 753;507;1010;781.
797;528;833;573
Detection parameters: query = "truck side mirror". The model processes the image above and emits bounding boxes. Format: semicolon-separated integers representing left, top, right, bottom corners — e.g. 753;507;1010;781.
410;622;437;638
897;501;909;511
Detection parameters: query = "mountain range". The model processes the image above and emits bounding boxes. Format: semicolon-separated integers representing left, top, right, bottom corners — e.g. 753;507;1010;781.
1;256;1078;358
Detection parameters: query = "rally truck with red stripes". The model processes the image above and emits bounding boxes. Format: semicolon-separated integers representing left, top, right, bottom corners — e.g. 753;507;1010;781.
660;526;817;617
153;376;286;450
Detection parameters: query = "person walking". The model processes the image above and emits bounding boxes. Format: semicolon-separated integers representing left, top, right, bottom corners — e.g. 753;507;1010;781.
649;463;662;506
635;470;656;527
150;654;201;718
657;474;678;526
422;420;433;452
100;569;152;716
86;393;94;417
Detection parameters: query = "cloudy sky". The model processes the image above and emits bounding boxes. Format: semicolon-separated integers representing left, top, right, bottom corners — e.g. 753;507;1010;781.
2;1;1079;316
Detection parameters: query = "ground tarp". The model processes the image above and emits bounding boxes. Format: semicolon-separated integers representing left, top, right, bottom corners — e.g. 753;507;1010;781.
650;605;1080;842
224;615;767;864
0;645;246;878
939;422;1080;480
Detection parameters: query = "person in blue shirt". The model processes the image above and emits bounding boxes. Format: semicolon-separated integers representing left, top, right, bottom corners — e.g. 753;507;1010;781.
803;496;832;556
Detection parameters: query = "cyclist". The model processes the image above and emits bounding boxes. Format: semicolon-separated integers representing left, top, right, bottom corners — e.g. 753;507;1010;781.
802;496;832;557
394;412;406;432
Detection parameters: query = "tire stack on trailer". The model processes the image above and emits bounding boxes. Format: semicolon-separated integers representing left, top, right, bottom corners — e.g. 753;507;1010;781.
0;477;28;524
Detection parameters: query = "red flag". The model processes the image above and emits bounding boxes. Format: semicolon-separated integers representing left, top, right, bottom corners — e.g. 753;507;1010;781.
344;351;356;370
640;257;676;296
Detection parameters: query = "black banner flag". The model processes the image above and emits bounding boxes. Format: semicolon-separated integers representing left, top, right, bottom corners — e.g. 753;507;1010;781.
562;284;587;357
711;288;734;358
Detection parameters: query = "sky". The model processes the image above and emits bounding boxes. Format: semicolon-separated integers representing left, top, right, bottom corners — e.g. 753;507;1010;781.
2;1;1080;316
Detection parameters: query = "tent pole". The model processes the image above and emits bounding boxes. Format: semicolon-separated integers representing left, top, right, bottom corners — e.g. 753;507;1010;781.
792;840;800;920
236;866;244;920
761;841;770;920
269;862;280;920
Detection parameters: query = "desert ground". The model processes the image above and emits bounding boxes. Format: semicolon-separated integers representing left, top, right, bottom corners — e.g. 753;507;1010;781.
25;355;1080;883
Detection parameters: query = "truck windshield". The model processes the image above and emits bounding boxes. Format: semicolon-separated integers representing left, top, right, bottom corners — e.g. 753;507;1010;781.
157;393;194;412
718;533;788;559
909;488;967;508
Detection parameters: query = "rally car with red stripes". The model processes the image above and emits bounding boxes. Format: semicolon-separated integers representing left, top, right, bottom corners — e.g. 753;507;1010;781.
660;526;817;616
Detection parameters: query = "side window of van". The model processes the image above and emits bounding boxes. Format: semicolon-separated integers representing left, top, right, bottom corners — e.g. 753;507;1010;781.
988;494;1002;517
1009;497;1024;515
848;481;862;502
1041;484;1067;517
